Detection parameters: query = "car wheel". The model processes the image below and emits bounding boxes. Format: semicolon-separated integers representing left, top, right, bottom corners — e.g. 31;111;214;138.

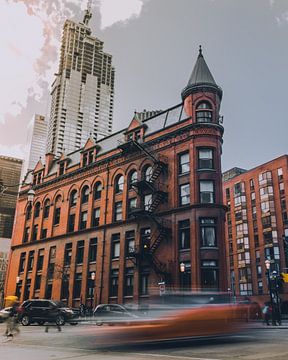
70;322;78;326
56;315;65;326
21;315;31;326
37;320;45;325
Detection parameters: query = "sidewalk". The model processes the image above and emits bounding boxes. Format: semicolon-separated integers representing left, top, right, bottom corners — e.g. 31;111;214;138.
249;319;288;329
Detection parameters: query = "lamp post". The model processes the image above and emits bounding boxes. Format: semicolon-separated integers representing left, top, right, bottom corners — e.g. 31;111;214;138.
27;189;35;203
90;272;95;313
265;259;276;325
179;262;185;291
15;276;20;298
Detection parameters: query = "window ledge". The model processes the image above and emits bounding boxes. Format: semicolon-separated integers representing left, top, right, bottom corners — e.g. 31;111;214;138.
179;248;191;252
197;168;216;172
178;172;190;177
200;246;219;250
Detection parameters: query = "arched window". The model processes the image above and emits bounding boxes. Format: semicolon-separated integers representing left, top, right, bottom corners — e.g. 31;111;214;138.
94;182;102;200
196;101;213;123
128;170;137;190
81;186;89;204
34;202;41;218
26;204;32;220
43;199;50;218
144;166;153;182
54;195;62;225
115;175;124;193
70;190;78;207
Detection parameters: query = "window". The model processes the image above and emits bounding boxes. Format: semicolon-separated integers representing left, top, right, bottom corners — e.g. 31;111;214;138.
141;228;151;251
196;101;212;123
83;153;88;167
68;214;75;232
198;149;213;169
37;249;44;271
258;281;263;295
114;201;123;221
23;227;30;243
179;152;190;174
87;271;95;299
59;162;65;175
144;166;153;182
140;267;149;295
124;268;134;296
93;182;102;200
257;265;262;278
32;225;38;241
26;205;32;220
200;181;214;203
34;275;41;291
111;234;120;259
70;190;77;207
109;269;119;297
89;238;97;262
81;186;89;204
27;251;34;271
64;243;72;266
128;170;137;190
76;240;84;264
34;202;40;218
179;184;190;206
225;188;230;200
125;231;135;256
200;218;216;247
178;220;190;250
250;179;255;190
43;199;50;218
53;196;61;225
80;211;88;229
73;273;82;299
128;197;137;216
92;208;100;227
115;175;124;193
278;167;283;180
19;253;26;273
201;260;218;289
144;194;152;211
88;150;94;164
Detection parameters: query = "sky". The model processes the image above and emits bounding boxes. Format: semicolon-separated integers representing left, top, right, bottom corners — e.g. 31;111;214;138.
0;0;288;171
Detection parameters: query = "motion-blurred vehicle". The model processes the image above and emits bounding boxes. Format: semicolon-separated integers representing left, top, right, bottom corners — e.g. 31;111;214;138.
0;307;12;323
93;304;137;325
18;299;78;326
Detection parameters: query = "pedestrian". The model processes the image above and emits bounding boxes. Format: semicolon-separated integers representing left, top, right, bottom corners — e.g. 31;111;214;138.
5;300;20;339
262;303;271;326
44;305;62;333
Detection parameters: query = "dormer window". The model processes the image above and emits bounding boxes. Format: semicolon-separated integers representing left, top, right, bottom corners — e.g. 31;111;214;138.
83;153;88;167
196;101;212;123
82;150;94;167
59;162;65;176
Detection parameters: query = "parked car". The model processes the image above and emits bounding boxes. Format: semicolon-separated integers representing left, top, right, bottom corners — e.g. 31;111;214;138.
93;304;137;325
18;299;78;326
0;307;12;323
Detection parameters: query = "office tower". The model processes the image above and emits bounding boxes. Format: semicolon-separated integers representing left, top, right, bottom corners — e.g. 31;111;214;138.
47;4;115;157
24;115;48;175
0;155;22;238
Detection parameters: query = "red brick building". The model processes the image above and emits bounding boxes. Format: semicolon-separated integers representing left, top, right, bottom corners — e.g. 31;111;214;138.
6;48;227;307
223;156;288;303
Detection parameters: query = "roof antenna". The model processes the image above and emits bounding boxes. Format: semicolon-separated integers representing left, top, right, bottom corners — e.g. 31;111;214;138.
199;45;202;56
83;0;92;26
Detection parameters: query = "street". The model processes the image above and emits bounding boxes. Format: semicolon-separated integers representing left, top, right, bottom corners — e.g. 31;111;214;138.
0;322;287;360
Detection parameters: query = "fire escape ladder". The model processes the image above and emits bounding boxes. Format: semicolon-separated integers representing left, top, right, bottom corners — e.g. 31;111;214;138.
149;161;167;185
148;190;167;213
143;252;168;276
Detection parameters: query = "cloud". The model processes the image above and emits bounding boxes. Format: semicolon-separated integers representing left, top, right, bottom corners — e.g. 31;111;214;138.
0;143;27;160
98;0;145;29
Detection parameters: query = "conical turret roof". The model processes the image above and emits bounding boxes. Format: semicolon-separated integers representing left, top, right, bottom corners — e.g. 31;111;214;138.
182;46;222;100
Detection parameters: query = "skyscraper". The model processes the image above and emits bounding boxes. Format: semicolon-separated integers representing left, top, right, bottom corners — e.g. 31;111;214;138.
47;4;115;157
24;114;48;175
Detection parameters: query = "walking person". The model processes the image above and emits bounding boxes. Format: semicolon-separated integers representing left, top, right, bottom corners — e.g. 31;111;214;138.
44;304;62;333
5;300;20;339
262;302;272;326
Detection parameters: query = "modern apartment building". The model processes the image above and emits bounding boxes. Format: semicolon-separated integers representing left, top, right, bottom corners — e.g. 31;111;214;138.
223;156;288;302
47;5;115;157
23;114;48;176
6;48;227;307
0;155;23;238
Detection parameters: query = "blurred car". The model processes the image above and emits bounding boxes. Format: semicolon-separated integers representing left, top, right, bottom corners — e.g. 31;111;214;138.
18;299;78;326
0;307;12;323
94;302;252;346
93;304;137;325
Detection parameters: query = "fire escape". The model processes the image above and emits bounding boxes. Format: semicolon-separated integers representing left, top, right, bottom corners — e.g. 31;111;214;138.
118;139;171;281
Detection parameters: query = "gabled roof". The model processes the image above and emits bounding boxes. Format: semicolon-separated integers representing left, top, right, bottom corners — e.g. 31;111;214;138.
83;136;95;150
34;159;44;172
126;112;143;132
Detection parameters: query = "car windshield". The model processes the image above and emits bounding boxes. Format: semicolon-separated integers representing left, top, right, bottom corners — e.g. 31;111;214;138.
52;301;67;308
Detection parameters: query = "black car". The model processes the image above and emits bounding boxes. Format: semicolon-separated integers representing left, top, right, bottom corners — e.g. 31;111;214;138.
18;299;78;326
93;304;137;325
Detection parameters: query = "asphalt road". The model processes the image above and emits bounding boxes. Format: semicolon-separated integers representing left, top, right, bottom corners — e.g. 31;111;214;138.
0;322;287;360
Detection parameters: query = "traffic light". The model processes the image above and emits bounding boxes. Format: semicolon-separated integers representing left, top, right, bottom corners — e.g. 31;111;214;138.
281;272;288;283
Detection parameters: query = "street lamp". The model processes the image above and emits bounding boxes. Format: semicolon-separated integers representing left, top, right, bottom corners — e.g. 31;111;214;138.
90;272;96;313
179;262;185;291
27;189;35;203
265;259;276;325
15;276;20;298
